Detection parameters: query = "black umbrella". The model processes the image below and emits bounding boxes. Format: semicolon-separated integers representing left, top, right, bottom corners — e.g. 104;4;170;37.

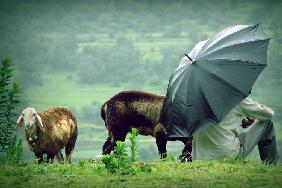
160;24;270;139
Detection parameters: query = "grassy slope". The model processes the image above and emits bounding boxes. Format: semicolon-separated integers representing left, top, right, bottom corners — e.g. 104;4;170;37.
23;73;164;111
1;161;282;188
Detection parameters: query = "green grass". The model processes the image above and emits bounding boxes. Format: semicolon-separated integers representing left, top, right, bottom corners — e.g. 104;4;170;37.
23;74;123;112
77;36;192;61
1;160;282;188
23;73;164;112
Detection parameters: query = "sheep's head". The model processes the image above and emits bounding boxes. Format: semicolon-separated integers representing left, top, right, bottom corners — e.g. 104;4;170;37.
15;107;45;136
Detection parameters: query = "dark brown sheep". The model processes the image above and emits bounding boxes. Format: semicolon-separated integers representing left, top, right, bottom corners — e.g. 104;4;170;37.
101;91;191;159
15;107;77;163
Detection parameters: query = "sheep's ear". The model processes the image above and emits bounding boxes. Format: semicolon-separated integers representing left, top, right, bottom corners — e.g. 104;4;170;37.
35;113;45;132
15;114;24;131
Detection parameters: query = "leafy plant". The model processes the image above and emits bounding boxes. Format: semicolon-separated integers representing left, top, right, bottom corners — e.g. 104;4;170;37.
78;160;86;168
0;58;22;164
101;141;131;174
162;153;175;162
101;149;118;173
129;128;138;162
115;141;130;169
101;128;143;174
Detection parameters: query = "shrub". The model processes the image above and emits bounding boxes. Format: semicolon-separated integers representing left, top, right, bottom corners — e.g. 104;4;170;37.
101;128;149;175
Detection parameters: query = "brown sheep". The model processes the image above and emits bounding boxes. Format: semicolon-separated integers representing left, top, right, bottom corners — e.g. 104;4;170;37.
101;91;192;160
15;107;77;164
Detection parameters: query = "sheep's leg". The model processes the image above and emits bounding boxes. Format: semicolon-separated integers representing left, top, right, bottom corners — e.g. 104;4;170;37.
65;127;77;164
102;128;128;155
65;141;76;164
180;137;193;162
47;154;55;163
35;153;43;164
155;132;167;159
65;149;73;164
65;153;72;164
154;124;167;159
56;150;65;164
102;136;113;155
112;130;127;151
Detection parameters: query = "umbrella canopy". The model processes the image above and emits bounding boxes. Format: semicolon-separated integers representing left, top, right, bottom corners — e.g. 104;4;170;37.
160;24;270;139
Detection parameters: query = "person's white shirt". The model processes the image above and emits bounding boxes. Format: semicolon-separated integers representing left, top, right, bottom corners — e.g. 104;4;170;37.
192;97;274;161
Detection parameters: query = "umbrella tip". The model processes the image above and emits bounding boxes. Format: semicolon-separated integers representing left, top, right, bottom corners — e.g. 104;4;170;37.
254;23;261;28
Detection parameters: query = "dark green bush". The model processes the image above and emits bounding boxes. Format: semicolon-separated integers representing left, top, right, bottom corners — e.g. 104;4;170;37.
0;58;22;164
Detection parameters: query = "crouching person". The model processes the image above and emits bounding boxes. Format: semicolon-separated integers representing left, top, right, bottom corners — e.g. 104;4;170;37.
192;97;279;164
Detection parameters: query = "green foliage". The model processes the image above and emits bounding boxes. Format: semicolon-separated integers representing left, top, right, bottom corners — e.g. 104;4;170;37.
101;152;118;173
102;128;143;174
0;58;22;164
78;160;86;168
3;0;281;89
129;128;139;162
1;0;281;89
161;153;176;162
101;141;132;174
77;38;143;86
114;141;130;169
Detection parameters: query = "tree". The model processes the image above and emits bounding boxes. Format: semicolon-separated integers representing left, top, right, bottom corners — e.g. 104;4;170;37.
0;58;22;162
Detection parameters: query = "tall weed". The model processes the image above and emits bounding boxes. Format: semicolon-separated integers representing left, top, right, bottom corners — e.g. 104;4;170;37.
101;128;152;174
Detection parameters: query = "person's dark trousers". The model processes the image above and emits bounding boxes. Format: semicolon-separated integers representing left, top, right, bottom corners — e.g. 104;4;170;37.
258;120;279;164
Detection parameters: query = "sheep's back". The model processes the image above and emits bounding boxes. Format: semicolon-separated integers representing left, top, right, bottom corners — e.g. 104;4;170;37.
35;107;77;153
105;91;164;131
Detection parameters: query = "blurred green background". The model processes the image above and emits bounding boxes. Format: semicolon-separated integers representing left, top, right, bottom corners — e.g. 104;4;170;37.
0;0;281;162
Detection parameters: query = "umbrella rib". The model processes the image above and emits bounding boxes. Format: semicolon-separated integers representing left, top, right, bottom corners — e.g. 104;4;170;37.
198;38;270;61
202;59;268;67
170;64;190;86
199;24;265;56
199;25;250;53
